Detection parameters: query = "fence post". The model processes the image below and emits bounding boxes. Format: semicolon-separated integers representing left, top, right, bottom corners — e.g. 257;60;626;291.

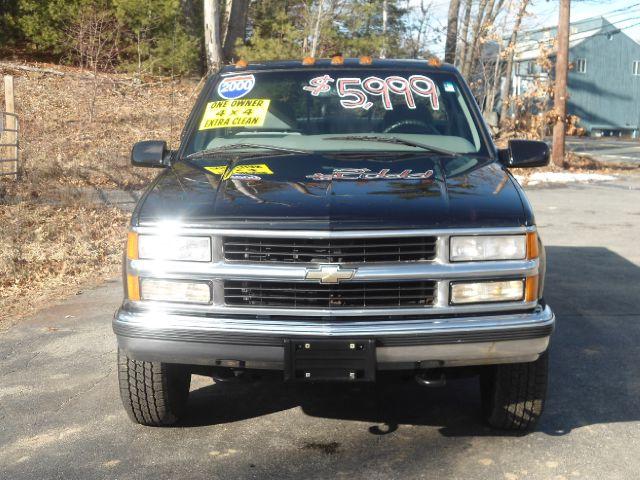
3;75;18;179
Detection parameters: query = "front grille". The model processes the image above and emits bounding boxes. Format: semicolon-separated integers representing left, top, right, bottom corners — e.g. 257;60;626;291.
223;236;437;263
224;280;437;308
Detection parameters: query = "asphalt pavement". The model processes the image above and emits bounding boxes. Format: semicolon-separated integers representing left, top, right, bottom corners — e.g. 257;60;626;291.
565;137;640;164
1;175;640;480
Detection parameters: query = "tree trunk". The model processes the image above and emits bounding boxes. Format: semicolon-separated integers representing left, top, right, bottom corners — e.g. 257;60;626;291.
552;0;570;167
444;0;461;64
462;0;488;79
381;0;389;58
222;0;249;61
499;0;530;127
484;40;502;116
310;0;326;58
204;0;224;72
457;0;473;70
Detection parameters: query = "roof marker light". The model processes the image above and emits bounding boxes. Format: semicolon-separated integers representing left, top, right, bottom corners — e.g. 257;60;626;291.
428;57;442;67
330;54;344;65
302;56;316;65
235;59;248;69
359;56;373;65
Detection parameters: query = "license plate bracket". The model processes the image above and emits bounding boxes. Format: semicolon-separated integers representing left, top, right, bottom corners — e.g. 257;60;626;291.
284;339;376;382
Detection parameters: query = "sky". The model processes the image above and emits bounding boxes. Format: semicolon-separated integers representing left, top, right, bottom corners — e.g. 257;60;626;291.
417;0;640;55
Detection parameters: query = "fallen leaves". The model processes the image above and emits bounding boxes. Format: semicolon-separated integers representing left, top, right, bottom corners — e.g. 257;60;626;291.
0;203;128;323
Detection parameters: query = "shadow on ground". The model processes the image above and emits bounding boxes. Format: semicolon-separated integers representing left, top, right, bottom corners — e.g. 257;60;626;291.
179;246;640;437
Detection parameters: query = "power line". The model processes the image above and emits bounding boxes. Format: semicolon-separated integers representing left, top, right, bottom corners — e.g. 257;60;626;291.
514;13;640;54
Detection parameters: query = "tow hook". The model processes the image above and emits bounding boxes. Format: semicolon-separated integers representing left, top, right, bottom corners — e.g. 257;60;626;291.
415;370;446;387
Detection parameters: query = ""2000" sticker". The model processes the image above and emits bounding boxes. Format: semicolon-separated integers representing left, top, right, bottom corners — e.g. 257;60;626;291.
217;74;256;99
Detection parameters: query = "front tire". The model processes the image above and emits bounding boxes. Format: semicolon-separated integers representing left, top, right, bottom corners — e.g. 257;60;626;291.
117;349;191;426
480;351;548;431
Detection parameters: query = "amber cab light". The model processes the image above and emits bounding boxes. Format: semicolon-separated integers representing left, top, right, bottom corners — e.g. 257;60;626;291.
359;56;373;65
235;59;248;69
302;56;316;65
427;57;442;67
331;55;344;65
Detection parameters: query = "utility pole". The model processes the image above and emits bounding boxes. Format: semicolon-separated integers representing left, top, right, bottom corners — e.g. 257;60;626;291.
552;0;570;167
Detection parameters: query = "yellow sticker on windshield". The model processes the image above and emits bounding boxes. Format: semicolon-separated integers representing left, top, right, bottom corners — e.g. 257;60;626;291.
204;163;273;180
204;165;227;175
199;99;271;130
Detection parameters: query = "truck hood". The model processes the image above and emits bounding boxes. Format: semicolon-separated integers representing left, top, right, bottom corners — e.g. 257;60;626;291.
134;152;530;229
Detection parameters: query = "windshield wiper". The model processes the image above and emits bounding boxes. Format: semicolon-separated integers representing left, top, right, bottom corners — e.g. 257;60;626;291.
324;135;458;157
184;143;309;160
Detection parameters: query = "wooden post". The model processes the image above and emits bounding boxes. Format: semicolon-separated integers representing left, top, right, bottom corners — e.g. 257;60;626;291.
2;75;18;178
552;0;570;168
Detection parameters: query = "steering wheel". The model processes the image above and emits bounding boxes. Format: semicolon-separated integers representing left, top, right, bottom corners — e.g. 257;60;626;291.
383;120;439;135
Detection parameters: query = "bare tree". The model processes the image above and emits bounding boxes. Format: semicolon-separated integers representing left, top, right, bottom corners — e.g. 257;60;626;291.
444;0;461;64
222;0;249;61
457;0;473;69
461;0;488;78
66;8;119;122
204;0;224;72
310;0;327;58
499;0;530;127
403;0;433;58
381;0;389;58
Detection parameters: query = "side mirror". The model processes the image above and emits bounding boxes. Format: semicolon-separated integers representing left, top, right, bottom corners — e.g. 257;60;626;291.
499;140;550;168
131;140;172;168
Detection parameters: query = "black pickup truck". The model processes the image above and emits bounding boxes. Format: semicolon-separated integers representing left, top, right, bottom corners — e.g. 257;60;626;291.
114;58;554;431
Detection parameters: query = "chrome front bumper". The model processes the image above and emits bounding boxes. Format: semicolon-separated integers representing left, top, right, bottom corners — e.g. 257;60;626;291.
113;304;555;370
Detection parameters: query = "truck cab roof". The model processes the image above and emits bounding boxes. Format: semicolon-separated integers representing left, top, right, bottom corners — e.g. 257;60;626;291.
219;58;459;74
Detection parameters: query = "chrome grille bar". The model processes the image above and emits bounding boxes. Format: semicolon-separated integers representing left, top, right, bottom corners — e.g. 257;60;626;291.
224;280;437;308
223;236;437;263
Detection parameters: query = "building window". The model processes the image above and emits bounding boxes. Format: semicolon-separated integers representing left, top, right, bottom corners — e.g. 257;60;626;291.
633;61;640;76
526;61;536;75
575;58;587;74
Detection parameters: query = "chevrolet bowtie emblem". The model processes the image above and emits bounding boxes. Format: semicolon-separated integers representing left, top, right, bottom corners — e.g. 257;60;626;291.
304;265;356;284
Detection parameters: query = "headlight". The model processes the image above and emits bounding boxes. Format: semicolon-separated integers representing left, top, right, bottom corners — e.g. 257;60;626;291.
139;278;212;304
450;279;524;304
138;235;211;262
450;235;526;262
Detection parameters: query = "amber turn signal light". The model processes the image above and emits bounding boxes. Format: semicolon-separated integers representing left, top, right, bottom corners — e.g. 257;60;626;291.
127;232;138;260
525;275;539;302
127;274;141;301
526;231;539;259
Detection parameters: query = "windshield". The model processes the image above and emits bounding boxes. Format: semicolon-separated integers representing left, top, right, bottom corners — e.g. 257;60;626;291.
184;68;487;157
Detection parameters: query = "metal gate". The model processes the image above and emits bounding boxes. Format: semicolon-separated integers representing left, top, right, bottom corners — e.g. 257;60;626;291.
0;111;19;178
